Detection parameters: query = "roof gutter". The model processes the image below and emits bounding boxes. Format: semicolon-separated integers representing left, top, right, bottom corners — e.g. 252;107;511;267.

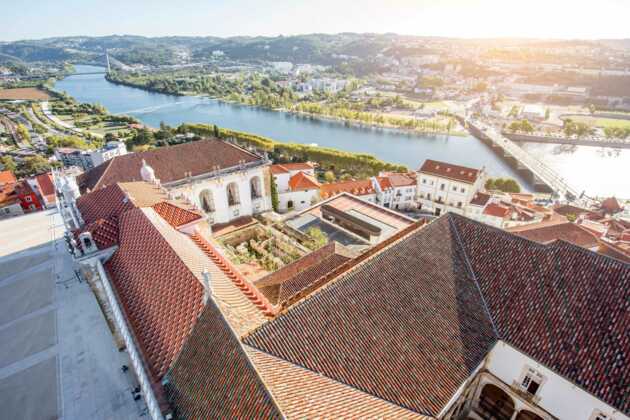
94;260;165;420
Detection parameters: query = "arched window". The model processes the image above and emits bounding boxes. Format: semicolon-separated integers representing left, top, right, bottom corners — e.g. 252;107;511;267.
478;384;515;420
199;189;215;213
250;176;262;199
515;410;544;420
227;182;240;206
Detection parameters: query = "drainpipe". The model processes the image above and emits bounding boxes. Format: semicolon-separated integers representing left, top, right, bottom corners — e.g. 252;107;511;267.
94;260;164;420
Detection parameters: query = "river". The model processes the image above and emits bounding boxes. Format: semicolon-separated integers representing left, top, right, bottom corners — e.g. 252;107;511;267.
55;65;629;198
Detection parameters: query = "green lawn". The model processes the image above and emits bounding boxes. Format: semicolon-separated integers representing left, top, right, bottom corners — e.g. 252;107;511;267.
565;115;630;129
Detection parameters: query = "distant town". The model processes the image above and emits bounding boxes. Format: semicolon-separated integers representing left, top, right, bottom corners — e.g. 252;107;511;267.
0;33;629;420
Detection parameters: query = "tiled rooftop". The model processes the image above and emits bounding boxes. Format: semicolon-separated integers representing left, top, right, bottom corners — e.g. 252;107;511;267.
245;214;630;416
77;139;262;193
510;221;599;249
419;159;480;184
288;171;320;191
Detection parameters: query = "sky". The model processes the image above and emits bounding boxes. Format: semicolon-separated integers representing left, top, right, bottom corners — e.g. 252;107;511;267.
3;0;629;42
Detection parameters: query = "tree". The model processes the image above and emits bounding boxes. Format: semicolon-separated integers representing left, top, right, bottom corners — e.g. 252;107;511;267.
270;174;279;212
16;123;30;143
0;155;17;173
588;104;597;115
485;177;521;193
544;108;550;120
21;155;51;177
213;124;220;138
324;170;336;183
306;227;328;250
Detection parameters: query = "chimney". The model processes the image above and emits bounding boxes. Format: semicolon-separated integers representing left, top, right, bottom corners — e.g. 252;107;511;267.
202;269;212;303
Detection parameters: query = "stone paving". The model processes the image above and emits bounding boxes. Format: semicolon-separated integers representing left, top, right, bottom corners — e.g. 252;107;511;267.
0;210;144;420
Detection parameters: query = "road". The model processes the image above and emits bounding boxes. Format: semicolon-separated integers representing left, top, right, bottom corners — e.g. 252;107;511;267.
0;210;143;420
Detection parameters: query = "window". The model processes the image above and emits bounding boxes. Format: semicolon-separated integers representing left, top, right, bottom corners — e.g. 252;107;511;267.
519;367;544;396
199;189;215;213
427;193;431;200
457;202;462;208
25;196;32;202
250;176;262;199
452;185;457;192
440;183;445;191
461;187;466;193
422;178;426;184
226;182;240;206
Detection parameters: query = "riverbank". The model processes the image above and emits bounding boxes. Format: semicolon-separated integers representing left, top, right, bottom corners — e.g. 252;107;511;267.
105;73;466;138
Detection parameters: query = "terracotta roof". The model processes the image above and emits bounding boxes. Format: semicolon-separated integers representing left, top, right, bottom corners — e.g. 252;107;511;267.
600;197;623;214
0;182;19;206
419;159;480;184
384;172;417;188
482;202;510;218
245;214;630;416
270;162;314;175
74;218;119;250
244;346;429;419
305;193;415;233
553;204;596;218
76;183;136;225
511;222;599;249
164;299;282;420
470;192;491;206
320;179;375;199
152;201;202;228
255;242;352;305
105;208;205;379
35;173;56;202
0;170;17;185
77;139;262;193
288;171;320;191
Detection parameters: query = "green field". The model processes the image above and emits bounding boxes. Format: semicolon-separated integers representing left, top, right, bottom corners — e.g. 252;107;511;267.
567;115;630;129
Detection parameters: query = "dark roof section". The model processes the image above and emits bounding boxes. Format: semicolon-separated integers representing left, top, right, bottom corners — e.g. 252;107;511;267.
76;183;135;225
77;139;262;193
246;213;630;416
419;159;480;184
164;299;282;420
255;242;352;305
105;208;204;379
245;216;497;416
511;222;599;249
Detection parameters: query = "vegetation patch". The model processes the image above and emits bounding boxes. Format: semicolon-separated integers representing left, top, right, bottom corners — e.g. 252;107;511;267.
0;87;51;100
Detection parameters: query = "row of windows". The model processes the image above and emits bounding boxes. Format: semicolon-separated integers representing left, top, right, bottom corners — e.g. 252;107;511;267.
421;178;467;194
198;177;262;213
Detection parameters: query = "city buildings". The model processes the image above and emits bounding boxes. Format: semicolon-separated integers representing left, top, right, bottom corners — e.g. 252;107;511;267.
54;140;127;170
270;162;320;212
417;159;487;216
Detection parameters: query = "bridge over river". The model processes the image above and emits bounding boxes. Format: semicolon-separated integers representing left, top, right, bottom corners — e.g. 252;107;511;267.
459;116;580;201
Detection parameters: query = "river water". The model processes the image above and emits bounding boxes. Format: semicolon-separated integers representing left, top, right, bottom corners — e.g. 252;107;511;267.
55;65;629;198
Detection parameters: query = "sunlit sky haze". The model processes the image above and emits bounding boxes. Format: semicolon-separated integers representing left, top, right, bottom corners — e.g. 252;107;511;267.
2;0;629;41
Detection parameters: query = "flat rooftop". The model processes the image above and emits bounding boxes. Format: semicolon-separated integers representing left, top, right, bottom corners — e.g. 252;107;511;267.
0;210;143;420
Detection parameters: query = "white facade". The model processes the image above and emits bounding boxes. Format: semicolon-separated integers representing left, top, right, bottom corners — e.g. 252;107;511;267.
484;342;628;420
0;201;24;219
273;166;319;213
416;171;486;217
173;166;271;225
89;141;127;167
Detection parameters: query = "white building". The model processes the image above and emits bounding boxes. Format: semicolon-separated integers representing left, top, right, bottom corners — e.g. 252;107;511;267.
75;139;272;226
271;163;320;213
416;159;487;216
89;141;127;167
521;104;546;121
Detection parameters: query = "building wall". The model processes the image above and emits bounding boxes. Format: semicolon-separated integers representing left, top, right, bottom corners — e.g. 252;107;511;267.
173;165;271;225
416;171;486;216
0;202;24;219
277;189;319;213
485;341;629;420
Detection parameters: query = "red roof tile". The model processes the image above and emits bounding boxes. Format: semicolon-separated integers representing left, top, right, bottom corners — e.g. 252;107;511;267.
245;214;630;415
0;170;17;185
419;159;480;184
483;202;510;218
74;218;119;250
35;173;56;202
105;208;204;379
164;299;282;419
512;222;599;249
288;171;320;191
77;139;262;193
320;179;375;199
470;192;491;206
152;201;202;228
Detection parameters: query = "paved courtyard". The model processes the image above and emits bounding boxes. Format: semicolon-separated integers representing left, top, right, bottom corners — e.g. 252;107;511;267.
0;210;144;420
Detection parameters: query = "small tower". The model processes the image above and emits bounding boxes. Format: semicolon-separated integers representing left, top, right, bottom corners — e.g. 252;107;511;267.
140;159;156;183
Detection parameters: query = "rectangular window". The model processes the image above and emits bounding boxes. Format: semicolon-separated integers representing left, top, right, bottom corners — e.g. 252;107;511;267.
422;179;426;184
520;367;544;396
440;184;445;191
461;187;466;193
25;196;32;202
452;185;457;191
